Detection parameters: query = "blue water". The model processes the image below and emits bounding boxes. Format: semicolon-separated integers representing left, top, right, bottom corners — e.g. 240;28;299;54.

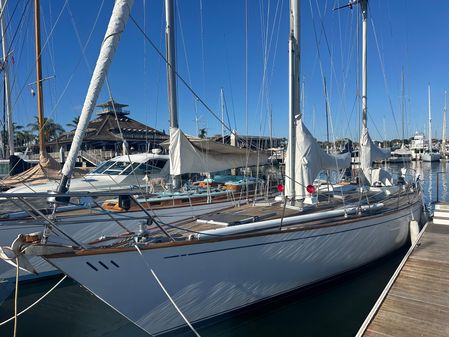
0;161;444;337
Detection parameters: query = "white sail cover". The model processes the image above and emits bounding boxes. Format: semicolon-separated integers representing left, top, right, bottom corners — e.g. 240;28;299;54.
359;126;390;170
61;0;134;178
285;119;351;199
169;128;268;175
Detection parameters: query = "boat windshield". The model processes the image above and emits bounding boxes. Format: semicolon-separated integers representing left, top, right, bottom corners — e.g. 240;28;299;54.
132;159;167;175
92;159;167;176
92;161;133;175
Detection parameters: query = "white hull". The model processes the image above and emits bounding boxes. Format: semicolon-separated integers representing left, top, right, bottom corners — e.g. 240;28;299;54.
422;152;441;162
0;199;241;281
387;156;411;164
44;200;422;336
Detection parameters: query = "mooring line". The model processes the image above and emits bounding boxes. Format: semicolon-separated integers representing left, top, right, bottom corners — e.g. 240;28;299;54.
0;275;67;327
134;245;201;337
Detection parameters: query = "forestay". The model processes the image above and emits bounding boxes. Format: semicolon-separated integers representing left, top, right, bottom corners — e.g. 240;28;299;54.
168;128;268;175
285;118;351;199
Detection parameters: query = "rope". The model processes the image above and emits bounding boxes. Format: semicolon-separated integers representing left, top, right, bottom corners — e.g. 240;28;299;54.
134;245;201;337
129;15;230;135
0;275;67;327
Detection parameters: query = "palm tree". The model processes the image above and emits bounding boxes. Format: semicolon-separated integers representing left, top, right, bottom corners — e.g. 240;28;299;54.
27;116;65;142
66;116;80;130
198;128;207;139
16;129;35;149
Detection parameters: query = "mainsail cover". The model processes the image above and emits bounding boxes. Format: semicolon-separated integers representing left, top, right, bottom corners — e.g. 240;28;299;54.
169;128;268;175
285;119;351;199
359;126;390;170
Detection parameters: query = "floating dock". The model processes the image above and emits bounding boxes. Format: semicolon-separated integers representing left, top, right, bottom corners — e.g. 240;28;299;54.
357;204;449;336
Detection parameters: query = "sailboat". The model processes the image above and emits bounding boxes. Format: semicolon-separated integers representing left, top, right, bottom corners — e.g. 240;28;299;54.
388;69;411;163
0;0;423;335
422;84;441;162
0;0;268;285
0;0;72;188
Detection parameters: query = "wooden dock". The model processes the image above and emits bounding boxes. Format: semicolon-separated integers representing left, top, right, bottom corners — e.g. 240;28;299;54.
357;219;449;336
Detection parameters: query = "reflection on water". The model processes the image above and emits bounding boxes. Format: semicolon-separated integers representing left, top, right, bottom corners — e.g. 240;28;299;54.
441;162;448;201
408;160;449;211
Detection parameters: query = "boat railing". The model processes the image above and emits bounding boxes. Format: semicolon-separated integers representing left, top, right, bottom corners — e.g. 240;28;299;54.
0;191;158;247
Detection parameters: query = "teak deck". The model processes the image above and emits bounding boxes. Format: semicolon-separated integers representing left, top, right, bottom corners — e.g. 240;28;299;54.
361;222;449;337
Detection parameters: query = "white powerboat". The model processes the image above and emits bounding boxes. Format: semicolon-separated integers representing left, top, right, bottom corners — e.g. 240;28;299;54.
5;151;169;194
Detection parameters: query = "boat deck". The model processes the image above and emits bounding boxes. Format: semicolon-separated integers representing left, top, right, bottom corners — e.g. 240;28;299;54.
151;188;417;240
359;221;449;337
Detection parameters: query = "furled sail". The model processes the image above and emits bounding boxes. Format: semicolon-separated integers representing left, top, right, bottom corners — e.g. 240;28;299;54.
168;128;268;175
359;126;390;170
285;118;351;199
58;0;134;192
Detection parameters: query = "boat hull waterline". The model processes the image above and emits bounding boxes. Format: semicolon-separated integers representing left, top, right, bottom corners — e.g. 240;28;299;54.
42;200;422;336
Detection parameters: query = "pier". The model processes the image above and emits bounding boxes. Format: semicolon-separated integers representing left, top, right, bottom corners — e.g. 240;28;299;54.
357;204;449;337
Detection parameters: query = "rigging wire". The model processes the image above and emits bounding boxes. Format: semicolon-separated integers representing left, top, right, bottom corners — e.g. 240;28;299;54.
175;0;214;177
9;0;68;138
5;0;30;62
175;0;201;131
222;34;237;132
368;3;400;139
129;15;231;134
1;0;104;185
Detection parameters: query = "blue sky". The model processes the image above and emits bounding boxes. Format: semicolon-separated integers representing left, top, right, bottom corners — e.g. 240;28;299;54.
3;0;449;142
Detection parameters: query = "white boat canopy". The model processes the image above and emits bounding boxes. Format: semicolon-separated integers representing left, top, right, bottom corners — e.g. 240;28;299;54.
168;128;269;175
285;118;351;199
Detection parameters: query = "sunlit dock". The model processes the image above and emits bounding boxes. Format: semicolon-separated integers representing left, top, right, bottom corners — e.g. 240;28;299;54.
357;206;449;337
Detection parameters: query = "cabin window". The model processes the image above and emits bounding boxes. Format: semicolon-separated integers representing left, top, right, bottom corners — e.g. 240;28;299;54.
92;161;133;175
135;159;167;175
92;161;115;174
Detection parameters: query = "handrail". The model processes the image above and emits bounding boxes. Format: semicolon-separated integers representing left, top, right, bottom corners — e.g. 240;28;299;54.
0;190;143;198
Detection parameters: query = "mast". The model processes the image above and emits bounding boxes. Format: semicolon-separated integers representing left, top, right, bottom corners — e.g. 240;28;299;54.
57;0;135;193
361;0;367;130
401;67;405;146
324;76;329;146
34;0;46;158
443;90;447;155
220;87;224;143
286;0;300;200
0;0;14;156
165;0;178;129
428;83;432;152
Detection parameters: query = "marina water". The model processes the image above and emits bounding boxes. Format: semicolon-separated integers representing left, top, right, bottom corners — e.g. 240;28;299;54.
0;161;442;337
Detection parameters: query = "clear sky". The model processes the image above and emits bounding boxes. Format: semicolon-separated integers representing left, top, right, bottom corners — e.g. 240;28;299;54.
2;0;449;143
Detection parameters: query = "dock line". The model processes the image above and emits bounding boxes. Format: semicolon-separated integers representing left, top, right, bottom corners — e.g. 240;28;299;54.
0;275;67;327
134;245;201;337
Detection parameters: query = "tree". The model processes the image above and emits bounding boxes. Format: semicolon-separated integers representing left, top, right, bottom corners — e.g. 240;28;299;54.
27;116;65;142
198;128;207;139
66;116;80;130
